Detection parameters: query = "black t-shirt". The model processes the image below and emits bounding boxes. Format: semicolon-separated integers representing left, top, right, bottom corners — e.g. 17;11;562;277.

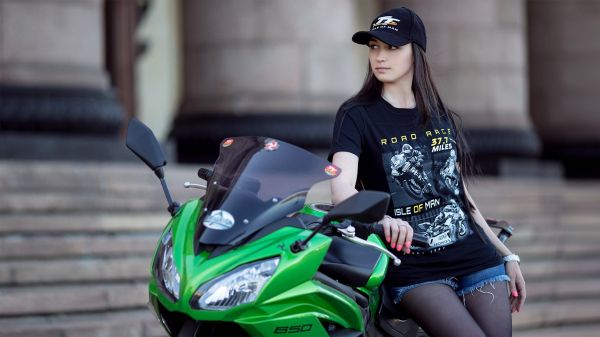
329;97;501;287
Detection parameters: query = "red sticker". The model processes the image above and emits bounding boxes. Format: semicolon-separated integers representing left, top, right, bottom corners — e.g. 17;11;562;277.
264;139;280;151
222;138;234;147
324;165;339;176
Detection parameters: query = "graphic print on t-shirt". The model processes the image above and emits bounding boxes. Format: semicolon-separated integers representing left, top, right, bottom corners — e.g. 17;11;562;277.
389;144;434;200
382;127;470;252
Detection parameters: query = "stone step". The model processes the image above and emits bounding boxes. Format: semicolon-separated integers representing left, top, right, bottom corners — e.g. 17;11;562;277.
514;323;600;337
523;258;600;280
0;162;205;214
0;256;151;285
1;252;597;287
0;161;198;187
1;231;597;261
0;234;158;260
0;282;148;316
0;309;164;337
0;192;166;214
526;277;600;301
513;298;600;330
507;242;600;260
0;213;169;235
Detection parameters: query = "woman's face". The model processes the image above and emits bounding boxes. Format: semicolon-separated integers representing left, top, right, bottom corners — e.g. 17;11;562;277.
368;39;414;85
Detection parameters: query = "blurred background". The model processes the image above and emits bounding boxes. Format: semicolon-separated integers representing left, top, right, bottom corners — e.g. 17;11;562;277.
0;0;599;336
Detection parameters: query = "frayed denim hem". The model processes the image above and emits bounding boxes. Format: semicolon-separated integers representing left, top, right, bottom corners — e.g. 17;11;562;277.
456;275;510;297
390;278;458;304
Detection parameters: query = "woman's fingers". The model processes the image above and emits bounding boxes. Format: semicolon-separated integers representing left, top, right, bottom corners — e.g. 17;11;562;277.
389;220;400;249
382;219;391;243
506;261;526;313
379;216;414;253
395;224;406;251
402;222;413;254
516;271;527;312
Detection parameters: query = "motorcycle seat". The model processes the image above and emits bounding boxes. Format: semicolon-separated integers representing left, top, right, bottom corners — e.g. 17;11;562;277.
319;236;383;288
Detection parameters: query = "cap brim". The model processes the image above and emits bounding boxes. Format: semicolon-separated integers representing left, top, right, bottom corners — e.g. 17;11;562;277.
352;30;410;47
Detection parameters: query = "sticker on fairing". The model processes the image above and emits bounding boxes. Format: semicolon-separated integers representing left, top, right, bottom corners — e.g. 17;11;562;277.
203;210;235;230
324;164;340;176
264;139;280;151
222;138;234;147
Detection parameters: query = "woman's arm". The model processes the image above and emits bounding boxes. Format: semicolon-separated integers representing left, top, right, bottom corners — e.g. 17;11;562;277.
331;152;413;253
330;152;360;205
463;182;526;313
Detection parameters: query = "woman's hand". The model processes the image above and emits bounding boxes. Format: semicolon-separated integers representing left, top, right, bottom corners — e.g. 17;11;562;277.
506;261;526;313
378;215;413;254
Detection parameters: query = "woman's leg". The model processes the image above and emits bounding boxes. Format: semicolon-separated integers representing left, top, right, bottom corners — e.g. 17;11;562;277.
462;281;512;337
398;283;486;337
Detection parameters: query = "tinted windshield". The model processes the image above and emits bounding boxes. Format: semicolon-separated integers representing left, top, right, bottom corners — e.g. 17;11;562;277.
197;137;340;246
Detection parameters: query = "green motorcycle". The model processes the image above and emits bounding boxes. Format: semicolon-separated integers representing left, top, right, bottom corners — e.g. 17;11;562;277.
126;119;513;337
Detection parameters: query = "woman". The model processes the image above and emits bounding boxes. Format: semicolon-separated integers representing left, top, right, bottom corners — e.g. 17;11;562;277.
329;7;526;337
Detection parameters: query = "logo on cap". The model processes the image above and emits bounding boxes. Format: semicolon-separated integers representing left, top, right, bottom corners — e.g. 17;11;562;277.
372;16;400;28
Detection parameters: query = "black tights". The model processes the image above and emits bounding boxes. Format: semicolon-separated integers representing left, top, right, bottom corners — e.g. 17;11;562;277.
398;282;512;337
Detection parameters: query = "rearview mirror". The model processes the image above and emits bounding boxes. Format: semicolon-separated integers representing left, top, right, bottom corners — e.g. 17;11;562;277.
126;118;167;172
324;190;390;224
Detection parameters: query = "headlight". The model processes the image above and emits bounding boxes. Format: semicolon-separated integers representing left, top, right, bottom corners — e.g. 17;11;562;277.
191;257;280;311
154;229;180;301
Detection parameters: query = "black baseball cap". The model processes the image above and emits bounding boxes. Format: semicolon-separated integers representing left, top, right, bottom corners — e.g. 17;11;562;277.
352;7;427;52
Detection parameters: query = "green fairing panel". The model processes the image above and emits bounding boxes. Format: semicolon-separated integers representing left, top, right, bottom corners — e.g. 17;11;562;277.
364;233;388;289
298;204;328;218
358;233;389;318
149;198;202;300
151;213;365;331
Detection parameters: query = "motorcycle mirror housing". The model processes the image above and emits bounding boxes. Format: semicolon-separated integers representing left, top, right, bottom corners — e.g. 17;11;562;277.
126;118;167;174
126;118;179;216
323;190;390;224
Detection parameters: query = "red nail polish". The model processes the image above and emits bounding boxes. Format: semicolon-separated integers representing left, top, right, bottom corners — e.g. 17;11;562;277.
391;244;395;249
512;291;518;297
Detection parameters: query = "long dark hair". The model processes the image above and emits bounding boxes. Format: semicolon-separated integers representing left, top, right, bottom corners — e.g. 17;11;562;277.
346;43;476;212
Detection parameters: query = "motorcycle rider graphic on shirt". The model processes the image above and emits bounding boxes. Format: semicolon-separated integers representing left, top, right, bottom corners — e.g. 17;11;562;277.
390;144;435;200
440;149;460;196
383;133;470;252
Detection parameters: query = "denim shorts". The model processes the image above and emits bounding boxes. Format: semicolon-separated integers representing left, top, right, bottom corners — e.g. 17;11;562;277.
389;264;510;303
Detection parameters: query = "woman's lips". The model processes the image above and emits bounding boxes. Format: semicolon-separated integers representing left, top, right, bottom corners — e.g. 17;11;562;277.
375;67;390;72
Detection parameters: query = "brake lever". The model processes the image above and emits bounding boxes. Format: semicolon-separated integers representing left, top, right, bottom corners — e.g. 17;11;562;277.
338;226;402;266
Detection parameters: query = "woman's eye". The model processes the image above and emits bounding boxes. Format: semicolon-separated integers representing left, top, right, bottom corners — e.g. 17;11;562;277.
390;45;398;50
368;44;378;49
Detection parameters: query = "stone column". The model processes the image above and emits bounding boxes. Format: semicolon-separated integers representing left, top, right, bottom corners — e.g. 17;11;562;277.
0;0;126;160
528;0;600;177
173;0;377;161
383;0;541;173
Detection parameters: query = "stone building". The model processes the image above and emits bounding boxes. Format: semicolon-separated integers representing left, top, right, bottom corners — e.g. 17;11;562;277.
1;0;600;177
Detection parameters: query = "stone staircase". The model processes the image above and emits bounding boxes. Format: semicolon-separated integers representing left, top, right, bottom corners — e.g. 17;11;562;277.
470;178;600;336
0;161;200;337
0;161;599;336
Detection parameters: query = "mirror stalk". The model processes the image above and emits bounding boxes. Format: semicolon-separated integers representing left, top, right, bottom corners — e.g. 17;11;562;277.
290;216;332;253
155;167;180;217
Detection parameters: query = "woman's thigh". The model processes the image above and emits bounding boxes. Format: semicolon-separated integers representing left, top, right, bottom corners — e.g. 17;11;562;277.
463;281;512;337
398;283;486;337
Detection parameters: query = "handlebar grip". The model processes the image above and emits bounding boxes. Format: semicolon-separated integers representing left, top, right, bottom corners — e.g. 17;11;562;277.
498;230;512;243
370;223;429;248
197;168;214;181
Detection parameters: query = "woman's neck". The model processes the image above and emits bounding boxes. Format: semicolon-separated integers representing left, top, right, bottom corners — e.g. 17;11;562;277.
381;83;416;109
